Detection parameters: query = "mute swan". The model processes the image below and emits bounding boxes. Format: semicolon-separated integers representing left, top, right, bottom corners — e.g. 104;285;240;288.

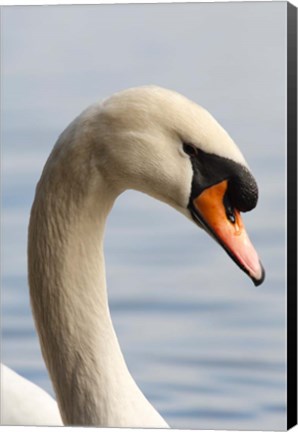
1;86;265;427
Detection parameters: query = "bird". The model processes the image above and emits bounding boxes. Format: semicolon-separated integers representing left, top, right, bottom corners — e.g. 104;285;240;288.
1;86;265;427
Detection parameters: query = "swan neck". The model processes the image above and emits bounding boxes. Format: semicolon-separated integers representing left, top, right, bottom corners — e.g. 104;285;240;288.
28;146;167;427
29;170;113;424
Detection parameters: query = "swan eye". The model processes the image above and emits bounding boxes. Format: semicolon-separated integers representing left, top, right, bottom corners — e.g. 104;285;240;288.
183;143;198;157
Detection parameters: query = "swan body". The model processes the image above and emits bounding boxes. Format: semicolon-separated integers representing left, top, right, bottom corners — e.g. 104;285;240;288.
2;86;264;427
0;364;62;425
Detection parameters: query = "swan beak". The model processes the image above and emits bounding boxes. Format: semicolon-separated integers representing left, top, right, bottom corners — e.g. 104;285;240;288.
190;180;265;286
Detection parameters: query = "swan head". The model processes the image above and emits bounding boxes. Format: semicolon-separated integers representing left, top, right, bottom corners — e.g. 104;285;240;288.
92;86;265;285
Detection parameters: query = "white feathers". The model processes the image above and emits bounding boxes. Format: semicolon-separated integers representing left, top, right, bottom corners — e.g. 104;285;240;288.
101;86;248;167
1;364;62;426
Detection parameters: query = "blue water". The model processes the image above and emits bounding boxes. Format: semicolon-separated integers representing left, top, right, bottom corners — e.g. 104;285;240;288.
1;3;287;430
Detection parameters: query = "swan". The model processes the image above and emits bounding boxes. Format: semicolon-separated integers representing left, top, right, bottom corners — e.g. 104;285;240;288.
1;86;265;427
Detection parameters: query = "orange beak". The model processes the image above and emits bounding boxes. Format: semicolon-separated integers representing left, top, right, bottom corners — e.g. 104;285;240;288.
190;180;265;285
